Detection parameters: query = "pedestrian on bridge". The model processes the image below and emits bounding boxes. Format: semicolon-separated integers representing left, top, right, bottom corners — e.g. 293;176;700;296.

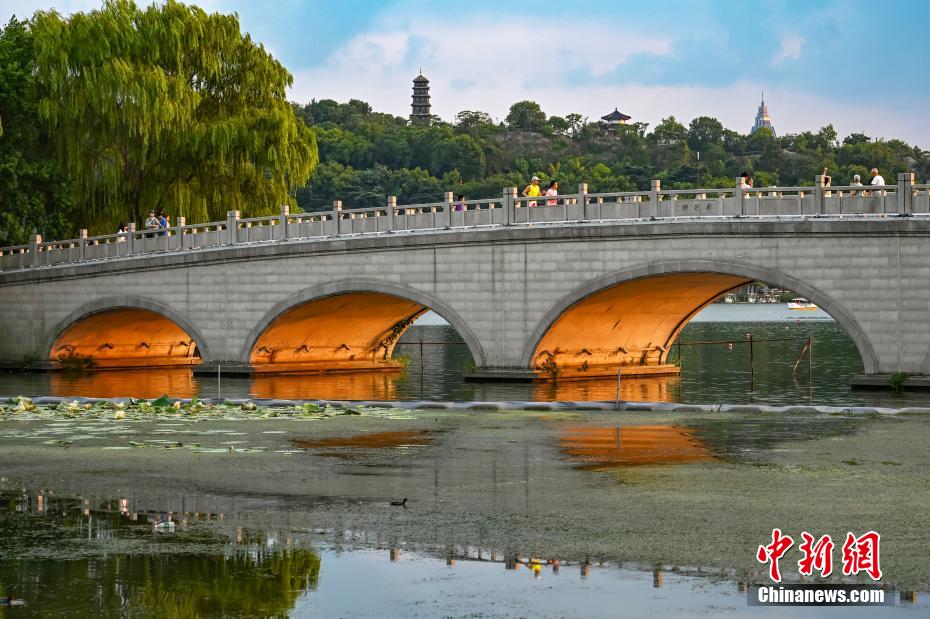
157;212;170;237
545;180;559;205
522;175;541;207
144;210;160;231
850;174;863;197
866;168;885;197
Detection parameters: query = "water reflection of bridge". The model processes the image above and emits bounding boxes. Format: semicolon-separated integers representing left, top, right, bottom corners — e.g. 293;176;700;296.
5;488;921;606
46;365;681;401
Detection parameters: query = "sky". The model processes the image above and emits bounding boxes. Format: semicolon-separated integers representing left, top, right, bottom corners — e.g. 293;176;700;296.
4;0;929;146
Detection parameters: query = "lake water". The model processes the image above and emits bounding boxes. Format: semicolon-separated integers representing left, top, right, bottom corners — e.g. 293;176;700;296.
3;306;927;617
0;304;921;408
2;498;921;619
2;401;928;617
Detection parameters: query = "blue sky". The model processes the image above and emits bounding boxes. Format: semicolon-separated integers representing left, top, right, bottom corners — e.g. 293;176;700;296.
5;0;930;145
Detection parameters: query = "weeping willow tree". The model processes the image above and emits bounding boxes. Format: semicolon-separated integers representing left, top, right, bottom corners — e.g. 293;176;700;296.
31;0;318;233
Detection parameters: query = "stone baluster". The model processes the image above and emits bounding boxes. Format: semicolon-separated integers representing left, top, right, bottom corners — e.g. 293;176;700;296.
898;172;915;215
814;175;826;215
383;196;396;232
176;217;186;249
387;196;398;232
127;223;136;255
279;204;290;240
442;191;454;228
331;200;343;235
578;183;589;221
29;234;42;267
78;229;87;262
734;177;745;216
226;210;240;245
502;187;517;226
649;179;661;218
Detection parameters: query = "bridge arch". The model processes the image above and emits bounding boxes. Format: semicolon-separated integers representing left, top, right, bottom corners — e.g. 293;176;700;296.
242;280;486;371
522;259;878;376
46;296;210;368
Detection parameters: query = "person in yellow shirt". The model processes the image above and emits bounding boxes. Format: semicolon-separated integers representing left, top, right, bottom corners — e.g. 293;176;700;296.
522;175;541;207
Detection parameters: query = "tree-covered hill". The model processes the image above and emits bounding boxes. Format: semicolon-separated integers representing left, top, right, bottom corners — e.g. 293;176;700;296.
293;97;929;212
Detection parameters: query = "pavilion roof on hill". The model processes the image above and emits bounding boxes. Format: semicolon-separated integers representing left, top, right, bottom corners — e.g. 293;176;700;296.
601;108;631;122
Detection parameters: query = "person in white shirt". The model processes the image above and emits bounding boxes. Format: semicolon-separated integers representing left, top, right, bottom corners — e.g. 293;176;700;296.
850;174;863;196
870;168;885;186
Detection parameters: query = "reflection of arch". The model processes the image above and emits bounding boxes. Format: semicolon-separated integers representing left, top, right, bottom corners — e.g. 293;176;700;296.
242;280;485;368
523;260;878;375
46;296;210;367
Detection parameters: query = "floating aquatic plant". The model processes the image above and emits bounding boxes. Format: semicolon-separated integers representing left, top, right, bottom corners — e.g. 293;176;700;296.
0;396;419;424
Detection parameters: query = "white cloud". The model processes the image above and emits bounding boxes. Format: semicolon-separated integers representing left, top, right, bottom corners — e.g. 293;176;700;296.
290;14;673;121
771;34;804;66
289;19;929;147
7;3;926;147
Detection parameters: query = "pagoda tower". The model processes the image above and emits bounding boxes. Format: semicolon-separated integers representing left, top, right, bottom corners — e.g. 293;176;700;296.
751;92;776;136
410;70;431;126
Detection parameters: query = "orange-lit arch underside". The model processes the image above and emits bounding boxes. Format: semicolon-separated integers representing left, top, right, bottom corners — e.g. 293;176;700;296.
51;309;200;369
559;425;719;470
250;293;425;373
533;273;750;378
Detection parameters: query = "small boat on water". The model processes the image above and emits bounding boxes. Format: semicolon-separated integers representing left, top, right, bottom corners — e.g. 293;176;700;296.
787;297;818;310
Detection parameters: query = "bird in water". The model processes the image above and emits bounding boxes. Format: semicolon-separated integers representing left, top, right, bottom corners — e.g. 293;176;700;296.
390;498;408;507
152;516;176;532
0;596;25;607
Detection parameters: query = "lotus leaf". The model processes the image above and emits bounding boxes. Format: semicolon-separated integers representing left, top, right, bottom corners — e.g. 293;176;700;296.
151;395;172;408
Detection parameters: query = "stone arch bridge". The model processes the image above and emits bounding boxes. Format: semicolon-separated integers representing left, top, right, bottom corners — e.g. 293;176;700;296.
1;176;929;383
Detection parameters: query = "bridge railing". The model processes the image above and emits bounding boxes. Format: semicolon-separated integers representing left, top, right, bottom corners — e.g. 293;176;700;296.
1;173;925;272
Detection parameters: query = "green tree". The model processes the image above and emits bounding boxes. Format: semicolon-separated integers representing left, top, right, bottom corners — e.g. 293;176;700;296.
0;17;76;245
687;116;724;152
564;113;586;138
454;110;494;134
747;127;779;154
721;129;747;155
32;0;317;232
547;115;570;135
315;126;373;168
843;133;870;146
505;100;547;132
649;116;687;145
432;134;486;179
